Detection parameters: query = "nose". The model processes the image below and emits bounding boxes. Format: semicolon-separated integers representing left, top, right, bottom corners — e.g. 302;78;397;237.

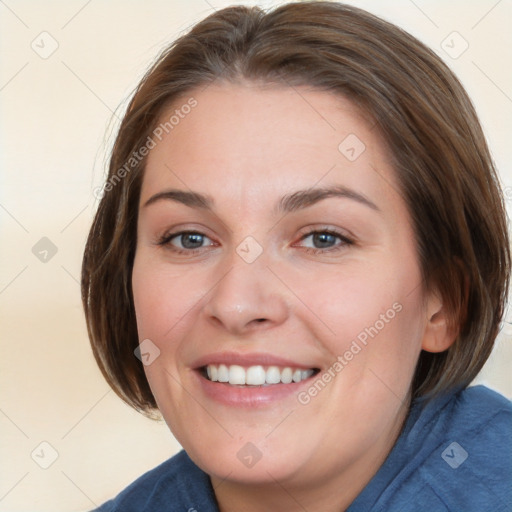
202;256;289;335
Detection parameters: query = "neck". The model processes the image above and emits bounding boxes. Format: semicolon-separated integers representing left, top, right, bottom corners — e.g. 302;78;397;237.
212;468;368;512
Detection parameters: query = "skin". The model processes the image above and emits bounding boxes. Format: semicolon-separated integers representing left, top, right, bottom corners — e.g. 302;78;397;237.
132;81;455;511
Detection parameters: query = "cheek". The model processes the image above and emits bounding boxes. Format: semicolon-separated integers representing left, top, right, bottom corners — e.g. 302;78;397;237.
132;255;203;343
131;257;199;426
292;264;403;344
294;258;426;388
132;261;170;341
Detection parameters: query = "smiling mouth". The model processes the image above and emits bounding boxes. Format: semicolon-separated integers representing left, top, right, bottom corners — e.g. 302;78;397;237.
201;364;320;386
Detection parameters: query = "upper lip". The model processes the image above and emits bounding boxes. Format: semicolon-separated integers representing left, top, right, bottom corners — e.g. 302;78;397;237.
191;351;319;370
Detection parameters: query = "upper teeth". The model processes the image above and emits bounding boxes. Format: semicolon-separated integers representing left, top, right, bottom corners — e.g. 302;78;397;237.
205;364;314;386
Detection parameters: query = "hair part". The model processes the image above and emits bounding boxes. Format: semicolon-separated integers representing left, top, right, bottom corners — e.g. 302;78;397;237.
82;1;510;414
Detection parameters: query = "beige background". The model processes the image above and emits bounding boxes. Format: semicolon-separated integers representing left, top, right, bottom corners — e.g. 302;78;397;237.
1;0;511;510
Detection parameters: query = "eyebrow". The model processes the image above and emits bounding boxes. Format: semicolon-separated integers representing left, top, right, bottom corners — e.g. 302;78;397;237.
143;189;213;209
143;185;379;213
277;185;380;213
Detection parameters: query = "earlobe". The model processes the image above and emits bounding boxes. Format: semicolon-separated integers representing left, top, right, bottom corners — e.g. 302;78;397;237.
421;293;458;353
422;260;467;353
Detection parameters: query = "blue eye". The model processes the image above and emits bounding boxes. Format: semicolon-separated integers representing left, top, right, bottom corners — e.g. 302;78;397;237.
160;232;214;250
299;230;352;251
309;233;338;248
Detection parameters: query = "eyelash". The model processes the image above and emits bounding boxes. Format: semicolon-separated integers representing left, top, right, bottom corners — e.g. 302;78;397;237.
156;229;354;255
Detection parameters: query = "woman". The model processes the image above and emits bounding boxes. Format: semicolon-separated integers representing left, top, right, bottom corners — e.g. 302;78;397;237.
82;2;511;510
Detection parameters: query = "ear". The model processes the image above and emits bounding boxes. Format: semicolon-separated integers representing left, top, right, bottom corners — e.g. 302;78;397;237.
421;290;458;353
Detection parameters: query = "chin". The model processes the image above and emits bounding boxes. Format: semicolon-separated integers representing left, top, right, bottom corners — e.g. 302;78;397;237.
180;425;317;486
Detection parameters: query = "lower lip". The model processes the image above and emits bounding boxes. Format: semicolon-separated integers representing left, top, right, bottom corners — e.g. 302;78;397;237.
194;370;314;407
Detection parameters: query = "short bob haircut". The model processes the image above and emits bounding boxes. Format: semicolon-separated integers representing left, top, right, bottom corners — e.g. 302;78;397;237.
82;1;510;414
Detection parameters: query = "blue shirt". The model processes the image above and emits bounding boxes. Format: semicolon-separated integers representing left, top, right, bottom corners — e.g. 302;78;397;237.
94;385;512;511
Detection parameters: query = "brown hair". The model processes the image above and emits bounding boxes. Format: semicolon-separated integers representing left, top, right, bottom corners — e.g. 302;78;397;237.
81;1;510;413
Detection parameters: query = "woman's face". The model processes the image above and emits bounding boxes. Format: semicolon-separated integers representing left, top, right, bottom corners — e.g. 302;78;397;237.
132;83;440;492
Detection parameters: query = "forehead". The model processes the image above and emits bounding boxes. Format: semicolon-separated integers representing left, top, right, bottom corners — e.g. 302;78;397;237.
141;83;402;212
